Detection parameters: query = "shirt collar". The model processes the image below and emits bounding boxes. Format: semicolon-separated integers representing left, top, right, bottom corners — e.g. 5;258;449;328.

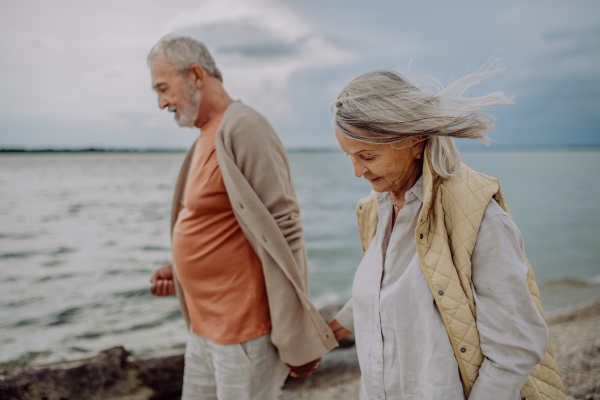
374;174;424;205
408;175;424;203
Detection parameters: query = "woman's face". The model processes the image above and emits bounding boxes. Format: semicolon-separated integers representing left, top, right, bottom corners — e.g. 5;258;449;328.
335;130;424;194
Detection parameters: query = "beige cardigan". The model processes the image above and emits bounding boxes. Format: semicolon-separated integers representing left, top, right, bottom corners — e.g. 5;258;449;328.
170;101;338;366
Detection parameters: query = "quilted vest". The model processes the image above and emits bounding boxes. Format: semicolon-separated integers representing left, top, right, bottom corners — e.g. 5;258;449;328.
356;150;565;400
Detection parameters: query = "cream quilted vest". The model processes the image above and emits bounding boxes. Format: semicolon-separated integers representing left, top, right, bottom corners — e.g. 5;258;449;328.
356;151;565;400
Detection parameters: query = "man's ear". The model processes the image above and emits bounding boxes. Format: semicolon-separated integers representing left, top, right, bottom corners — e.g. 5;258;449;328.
189;65;206;90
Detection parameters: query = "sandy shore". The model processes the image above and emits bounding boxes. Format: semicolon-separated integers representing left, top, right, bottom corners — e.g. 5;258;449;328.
280;300;600;400
2;299;598;399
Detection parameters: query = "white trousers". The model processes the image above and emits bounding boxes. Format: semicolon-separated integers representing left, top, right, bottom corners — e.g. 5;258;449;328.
181;332;289;400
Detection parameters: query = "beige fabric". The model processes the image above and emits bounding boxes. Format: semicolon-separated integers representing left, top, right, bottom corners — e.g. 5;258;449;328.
170;101;337;366
181;332;288;400
356;146;565;400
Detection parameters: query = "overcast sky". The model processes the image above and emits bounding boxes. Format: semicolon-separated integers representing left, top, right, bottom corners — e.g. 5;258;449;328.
1;0;599;150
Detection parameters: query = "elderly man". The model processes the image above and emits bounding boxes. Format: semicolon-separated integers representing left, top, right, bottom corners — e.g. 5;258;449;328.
146;34;336;399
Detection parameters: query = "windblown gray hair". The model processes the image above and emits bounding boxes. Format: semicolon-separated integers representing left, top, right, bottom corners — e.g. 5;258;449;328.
332;60;513;178
147;34;222;82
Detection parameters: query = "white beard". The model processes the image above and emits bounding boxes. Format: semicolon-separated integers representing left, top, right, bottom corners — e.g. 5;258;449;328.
173;83;201;127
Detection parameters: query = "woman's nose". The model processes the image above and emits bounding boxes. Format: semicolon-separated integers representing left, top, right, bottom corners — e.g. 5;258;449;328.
352;160;368;178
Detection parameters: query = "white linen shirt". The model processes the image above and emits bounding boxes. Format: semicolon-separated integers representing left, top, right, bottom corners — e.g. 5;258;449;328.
335;176;549;400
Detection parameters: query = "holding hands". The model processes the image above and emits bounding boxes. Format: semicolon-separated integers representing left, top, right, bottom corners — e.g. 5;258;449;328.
286;319;352;378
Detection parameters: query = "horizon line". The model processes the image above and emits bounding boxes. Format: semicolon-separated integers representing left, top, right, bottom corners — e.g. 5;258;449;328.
1;144;600;154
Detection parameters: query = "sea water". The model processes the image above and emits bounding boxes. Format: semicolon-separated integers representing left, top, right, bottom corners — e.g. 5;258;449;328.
0;150;599;366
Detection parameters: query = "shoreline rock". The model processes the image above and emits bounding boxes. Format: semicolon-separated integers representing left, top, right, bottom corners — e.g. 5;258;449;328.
2;301;599;400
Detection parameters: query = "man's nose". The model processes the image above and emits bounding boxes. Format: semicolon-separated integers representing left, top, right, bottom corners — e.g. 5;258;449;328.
158;96;169;110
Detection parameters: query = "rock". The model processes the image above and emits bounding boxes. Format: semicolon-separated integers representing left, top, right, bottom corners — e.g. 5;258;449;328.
0;347;183;400
0;303;357;400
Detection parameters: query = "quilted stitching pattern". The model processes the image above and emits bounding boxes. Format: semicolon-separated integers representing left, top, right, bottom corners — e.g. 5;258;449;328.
356;155;565;400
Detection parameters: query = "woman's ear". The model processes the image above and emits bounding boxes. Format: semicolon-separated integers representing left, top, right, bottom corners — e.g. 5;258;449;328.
411;135;426;158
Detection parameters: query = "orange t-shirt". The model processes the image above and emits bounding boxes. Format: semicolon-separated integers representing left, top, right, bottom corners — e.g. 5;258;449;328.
172;110;271;344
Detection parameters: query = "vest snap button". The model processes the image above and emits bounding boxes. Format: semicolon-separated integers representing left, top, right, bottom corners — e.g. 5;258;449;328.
438;290;444;296
460;347;466;353
420;234;424;239
359;205;363;210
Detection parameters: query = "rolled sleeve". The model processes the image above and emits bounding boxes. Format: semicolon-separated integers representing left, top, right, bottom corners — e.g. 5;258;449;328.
334;298;354;332
468;200;549;399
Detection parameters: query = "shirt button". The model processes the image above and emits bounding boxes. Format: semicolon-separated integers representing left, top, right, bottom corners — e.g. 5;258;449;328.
376;357;380;363
375;391;381;398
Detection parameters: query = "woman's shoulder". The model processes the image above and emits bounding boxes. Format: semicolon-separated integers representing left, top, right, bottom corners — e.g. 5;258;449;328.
481;198;509;227
441;163;499;187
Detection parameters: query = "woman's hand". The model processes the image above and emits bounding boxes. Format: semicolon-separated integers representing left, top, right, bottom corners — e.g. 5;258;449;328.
286;358;321;378
328;319;352;341
150;263;177;296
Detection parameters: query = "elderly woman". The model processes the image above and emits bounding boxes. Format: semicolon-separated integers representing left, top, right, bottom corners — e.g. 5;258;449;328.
326;68;565;400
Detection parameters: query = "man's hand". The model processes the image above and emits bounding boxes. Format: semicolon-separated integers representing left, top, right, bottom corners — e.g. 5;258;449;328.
150;263;177;296
285;358;321;378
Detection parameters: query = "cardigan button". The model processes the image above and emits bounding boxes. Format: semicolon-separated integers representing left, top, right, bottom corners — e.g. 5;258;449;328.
438;290;444;296
419;234;424;239
460;347;466;353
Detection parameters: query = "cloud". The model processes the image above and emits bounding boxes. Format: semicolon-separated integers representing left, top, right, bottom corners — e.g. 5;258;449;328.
0;0;598;149
172;10;357;117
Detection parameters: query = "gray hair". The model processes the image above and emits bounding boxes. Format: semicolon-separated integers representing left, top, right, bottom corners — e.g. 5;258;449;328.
332;60;512;178
147;34;222;82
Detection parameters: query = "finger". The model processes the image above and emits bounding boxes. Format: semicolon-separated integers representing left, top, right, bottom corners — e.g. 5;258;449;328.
168;281;176;295
157;280;164;296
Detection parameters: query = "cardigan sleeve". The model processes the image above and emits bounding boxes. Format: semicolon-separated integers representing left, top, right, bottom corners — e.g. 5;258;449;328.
222;105;309;292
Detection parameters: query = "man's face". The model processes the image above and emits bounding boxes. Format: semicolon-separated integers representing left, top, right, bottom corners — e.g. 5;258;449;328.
151;52;201;127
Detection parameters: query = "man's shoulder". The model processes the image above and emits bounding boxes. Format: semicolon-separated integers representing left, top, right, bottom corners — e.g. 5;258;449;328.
223;101;271;130
218;101;284;155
